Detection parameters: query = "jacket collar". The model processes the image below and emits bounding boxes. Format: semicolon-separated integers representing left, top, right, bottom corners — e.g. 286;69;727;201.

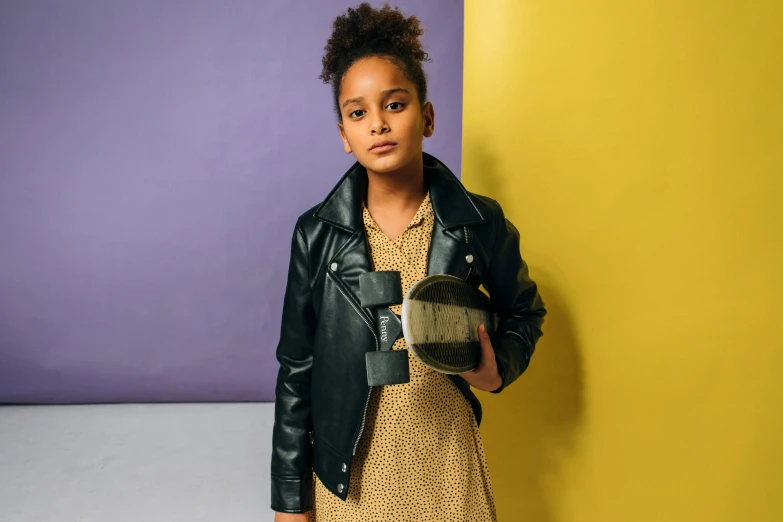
313;152;487;232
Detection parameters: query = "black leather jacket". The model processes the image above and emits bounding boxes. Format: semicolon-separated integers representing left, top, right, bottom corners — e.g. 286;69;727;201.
270;153;546;513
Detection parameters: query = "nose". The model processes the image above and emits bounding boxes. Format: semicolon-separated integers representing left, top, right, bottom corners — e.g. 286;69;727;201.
370;112;389;135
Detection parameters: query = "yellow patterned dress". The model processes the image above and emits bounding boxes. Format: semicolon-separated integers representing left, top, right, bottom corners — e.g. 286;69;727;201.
309;192;497;522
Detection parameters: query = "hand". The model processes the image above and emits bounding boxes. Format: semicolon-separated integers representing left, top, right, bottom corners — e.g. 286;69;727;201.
274;512;310;522
460;324;503;392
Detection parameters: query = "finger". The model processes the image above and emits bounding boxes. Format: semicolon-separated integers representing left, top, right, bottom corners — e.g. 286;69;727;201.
478;324;493;353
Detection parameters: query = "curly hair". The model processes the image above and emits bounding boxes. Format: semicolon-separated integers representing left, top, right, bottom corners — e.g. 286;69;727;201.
320;3;430;119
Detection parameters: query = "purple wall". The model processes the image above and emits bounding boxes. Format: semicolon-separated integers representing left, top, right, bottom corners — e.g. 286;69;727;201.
0;0;464;404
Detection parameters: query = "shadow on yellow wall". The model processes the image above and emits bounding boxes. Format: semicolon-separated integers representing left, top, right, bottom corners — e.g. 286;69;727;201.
485;280;583;522
466;141;585;522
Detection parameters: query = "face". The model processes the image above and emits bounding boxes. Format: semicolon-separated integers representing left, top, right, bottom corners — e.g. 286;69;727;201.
337;56;435;175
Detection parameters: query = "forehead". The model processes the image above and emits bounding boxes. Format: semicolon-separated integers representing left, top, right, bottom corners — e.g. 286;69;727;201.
339;56;416;100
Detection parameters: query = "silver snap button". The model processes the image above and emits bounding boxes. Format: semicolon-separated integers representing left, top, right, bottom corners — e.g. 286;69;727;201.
330;262;338;271
341;463;347;472
466;254;474;264
337;483;344;493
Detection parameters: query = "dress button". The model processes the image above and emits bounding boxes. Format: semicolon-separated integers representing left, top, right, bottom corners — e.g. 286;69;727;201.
341;463;347;472
337;483;344;493
466;254;474;264
330;262;338;271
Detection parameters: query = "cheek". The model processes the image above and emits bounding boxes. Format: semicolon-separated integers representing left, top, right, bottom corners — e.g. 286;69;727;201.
402;115;425;137
341;125;359;143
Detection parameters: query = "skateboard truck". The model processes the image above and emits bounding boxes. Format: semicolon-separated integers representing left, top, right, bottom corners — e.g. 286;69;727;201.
359;271;409;386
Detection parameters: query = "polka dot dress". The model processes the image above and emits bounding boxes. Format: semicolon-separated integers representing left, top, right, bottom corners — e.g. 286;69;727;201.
309;192;497;521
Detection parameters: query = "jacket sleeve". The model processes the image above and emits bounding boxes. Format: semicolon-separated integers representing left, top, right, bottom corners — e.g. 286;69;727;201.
483;203;546;393
270;222;316;513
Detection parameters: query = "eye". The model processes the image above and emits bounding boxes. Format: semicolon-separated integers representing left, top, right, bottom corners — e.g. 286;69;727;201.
349;109;366;118
386;102;405;110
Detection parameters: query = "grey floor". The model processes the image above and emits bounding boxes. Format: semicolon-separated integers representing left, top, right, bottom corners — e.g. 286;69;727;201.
0;403;277;522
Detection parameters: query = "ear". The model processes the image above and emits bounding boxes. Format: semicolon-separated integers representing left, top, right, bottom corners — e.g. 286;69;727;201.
337;121;353;154
422;102;435;138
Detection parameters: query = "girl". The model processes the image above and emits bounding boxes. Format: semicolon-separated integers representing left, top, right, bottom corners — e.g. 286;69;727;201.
271;4;545;521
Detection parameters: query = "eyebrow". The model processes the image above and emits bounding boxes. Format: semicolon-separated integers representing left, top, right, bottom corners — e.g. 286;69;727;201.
341;88;411;108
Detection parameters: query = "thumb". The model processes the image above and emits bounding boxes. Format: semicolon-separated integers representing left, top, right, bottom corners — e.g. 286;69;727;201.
478;323;494;358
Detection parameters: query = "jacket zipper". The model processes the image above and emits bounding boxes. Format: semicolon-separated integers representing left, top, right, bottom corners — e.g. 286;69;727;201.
325;269;378;456
352;391;373;456
327;269;376;336
463;227;473;282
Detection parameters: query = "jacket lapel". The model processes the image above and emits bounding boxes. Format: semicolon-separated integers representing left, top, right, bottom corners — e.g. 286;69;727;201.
327;228;375;325
427;220;470;278
424;153;486;277
312;162;375;324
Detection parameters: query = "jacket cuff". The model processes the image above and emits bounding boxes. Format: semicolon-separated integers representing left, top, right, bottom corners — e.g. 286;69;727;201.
490;333;521;394
490;363;506;394
270;473;314;513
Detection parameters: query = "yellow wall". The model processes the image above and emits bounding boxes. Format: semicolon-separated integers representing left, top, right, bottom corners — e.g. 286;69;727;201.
462;1;783;521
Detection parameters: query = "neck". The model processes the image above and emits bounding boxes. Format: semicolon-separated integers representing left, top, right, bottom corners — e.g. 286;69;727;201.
365;155;427;211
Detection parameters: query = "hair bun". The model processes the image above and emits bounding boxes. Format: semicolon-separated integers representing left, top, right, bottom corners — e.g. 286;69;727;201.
320;3;429;85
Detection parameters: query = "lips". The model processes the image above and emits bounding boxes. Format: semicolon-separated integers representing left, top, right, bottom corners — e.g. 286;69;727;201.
370;141;397;152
